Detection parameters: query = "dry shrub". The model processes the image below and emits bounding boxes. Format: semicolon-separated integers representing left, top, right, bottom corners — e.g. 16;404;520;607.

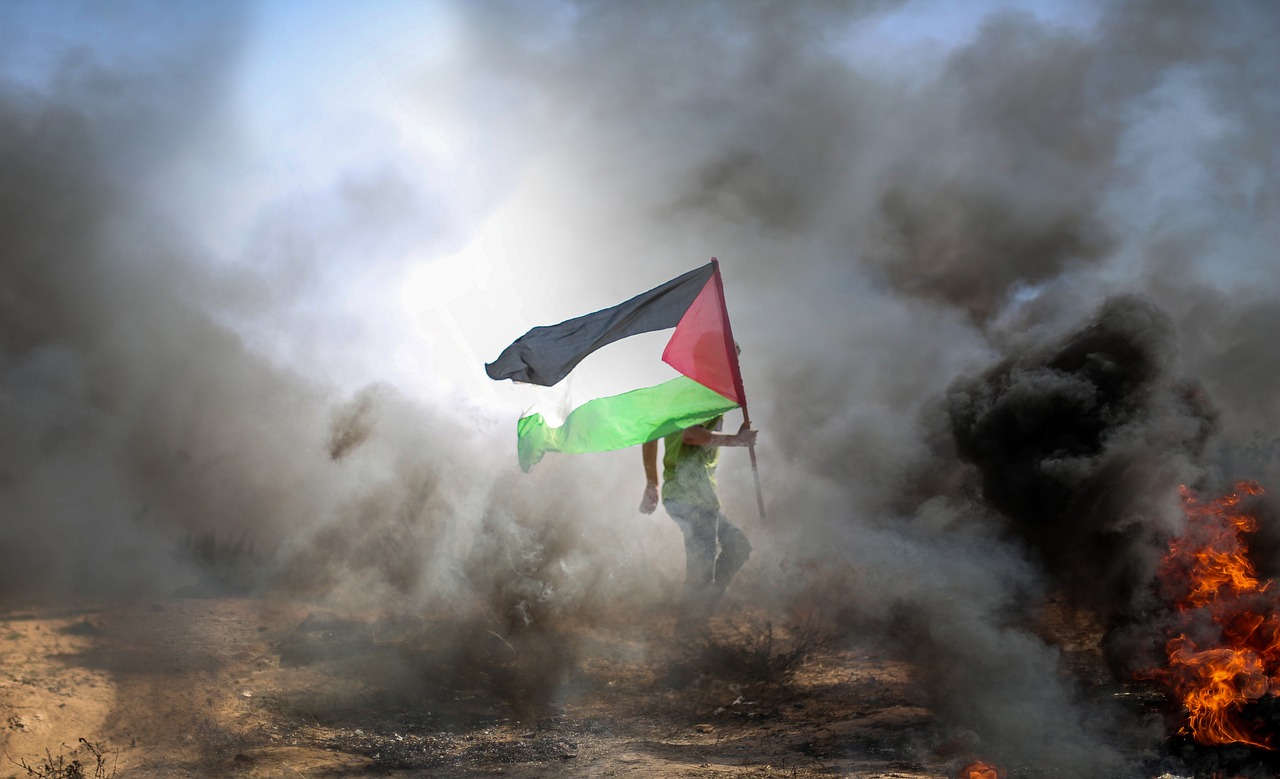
181;528;265;593
697;615;829;684
8;738;115;779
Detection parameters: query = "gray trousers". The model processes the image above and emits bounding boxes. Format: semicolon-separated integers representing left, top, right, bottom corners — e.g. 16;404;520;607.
664;500;751;627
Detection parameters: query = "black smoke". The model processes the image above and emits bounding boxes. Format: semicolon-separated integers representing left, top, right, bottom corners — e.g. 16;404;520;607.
948;294;1217;615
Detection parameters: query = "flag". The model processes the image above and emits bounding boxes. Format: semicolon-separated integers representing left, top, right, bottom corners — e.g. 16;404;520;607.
487;260;744;471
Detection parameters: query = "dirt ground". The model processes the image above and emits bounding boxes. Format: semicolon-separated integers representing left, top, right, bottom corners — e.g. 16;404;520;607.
0;592;998;779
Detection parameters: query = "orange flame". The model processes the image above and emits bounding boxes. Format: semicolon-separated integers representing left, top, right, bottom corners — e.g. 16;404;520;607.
1152;481;1278;749
958;759;1005;779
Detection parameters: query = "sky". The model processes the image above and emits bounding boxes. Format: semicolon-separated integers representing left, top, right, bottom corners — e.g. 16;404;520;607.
0;0;1118;415
2;1;1279;775
62;0;1102;412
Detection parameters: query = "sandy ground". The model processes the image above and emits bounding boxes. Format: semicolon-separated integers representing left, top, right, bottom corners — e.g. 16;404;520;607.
0;593;992;779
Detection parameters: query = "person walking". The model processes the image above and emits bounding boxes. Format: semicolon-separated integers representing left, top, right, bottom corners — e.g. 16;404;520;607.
640;416;756;637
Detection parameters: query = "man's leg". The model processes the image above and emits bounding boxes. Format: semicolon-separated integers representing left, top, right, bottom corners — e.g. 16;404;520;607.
713;513;751;588
666;502;720;635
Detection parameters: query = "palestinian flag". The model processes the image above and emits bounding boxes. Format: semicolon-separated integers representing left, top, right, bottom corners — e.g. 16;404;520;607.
486;260;745;471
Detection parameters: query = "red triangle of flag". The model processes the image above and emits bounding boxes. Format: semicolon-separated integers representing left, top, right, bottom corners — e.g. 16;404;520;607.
661;272;743;406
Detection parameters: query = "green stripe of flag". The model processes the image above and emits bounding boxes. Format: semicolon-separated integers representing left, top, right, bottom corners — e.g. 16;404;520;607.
516;376;739;472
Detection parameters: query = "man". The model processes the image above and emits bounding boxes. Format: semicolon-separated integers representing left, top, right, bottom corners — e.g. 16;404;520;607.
640;416;757;636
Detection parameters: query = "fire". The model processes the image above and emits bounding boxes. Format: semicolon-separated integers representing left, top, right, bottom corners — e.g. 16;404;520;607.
958;759;1005;779
1150;481;1279;749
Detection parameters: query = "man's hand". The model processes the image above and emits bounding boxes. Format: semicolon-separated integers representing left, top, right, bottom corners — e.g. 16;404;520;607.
732;423;757;448
682;423;758;448
639;482;659;514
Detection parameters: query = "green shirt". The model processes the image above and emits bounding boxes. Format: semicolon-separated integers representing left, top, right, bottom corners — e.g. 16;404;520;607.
661;415;723;511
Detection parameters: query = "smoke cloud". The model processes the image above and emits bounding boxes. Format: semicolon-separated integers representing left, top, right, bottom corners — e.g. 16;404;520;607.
2;0;1278;775
948;294;1216;612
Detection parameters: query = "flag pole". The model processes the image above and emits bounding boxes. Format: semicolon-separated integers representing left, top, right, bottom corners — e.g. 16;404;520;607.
710;258;766;520
741;401;767;521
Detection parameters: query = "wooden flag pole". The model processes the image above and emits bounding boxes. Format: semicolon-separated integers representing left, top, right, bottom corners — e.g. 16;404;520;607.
740;402;767;521
709;258;766;521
